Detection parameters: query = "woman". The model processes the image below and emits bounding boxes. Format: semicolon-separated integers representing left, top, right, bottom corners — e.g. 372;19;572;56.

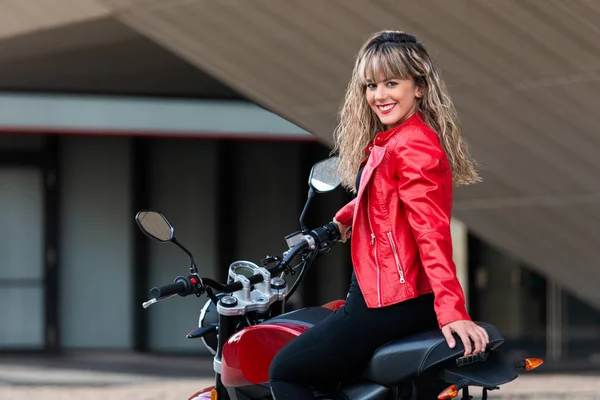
269;30;488;399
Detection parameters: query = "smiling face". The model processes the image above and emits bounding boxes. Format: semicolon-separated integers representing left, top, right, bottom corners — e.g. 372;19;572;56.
357;42;426;131
366;74;423;130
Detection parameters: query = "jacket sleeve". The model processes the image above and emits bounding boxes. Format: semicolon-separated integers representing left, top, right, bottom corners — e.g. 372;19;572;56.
393;134;470;329
334;197;357;227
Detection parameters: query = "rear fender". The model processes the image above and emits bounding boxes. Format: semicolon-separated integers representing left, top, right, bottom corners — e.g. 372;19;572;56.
188;386;215;400
441;351;518;388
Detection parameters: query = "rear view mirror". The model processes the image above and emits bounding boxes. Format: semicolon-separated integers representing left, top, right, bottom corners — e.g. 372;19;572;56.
299;156;341;232
309;156;341;193
135;210;174;242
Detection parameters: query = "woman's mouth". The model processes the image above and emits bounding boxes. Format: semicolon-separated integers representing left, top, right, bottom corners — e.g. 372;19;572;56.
376;103;396;114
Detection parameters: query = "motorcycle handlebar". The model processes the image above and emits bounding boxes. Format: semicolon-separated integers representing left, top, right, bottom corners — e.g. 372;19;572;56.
148;222;340;298
149;277;189;299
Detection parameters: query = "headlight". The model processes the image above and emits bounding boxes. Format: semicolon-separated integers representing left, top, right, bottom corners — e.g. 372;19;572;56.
198;295;221;355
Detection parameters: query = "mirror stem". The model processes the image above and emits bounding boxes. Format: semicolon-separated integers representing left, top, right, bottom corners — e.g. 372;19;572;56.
299;187;314;233
172;237;198;274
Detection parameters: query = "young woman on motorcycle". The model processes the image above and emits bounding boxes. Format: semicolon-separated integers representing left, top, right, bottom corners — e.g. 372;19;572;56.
269;30;488;399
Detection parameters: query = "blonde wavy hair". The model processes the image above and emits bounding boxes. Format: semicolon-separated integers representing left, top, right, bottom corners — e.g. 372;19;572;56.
332;30;480;192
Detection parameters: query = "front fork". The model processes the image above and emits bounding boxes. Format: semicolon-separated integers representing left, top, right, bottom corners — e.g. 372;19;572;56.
212;309;243;400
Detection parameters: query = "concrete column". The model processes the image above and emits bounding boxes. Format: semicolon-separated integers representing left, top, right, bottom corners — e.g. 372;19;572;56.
451;218;469;310
546;280;563;361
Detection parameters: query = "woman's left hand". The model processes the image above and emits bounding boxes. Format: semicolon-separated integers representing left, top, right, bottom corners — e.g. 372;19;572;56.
332;218;352;243
441;320;490;357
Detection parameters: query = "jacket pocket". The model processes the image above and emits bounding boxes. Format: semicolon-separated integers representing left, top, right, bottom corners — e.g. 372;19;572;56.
386;232;406;284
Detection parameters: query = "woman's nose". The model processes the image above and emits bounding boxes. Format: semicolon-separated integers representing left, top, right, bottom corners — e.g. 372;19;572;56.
374;85;386;102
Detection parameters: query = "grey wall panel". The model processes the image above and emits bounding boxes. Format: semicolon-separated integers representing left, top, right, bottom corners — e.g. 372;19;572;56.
59;137;133;349
0;168;44;348
146;139;217;353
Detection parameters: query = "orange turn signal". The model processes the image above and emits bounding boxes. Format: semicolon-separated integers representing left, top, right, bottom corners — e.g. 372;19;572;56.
438;384;459;399
524;358;544;371
210;389;218;400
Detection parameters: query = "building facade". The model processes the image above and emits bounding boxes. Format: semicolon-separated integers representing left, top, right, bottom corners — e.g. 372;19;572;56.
1;1;600;367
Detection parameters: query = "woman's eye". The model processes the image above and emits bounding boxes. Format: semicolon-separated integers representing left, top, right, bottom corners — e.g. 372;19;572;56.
387;81;398;87
366;83;376;89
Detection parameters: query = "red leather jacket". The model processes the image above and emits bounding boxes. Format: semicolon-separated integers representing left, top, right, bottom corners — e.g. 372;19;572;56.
334;113;470;329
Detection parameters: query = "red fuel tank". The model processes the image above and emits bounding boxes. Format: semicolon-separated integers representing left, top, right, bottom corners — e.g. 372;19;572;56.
221;302;345;387
221;321;309;387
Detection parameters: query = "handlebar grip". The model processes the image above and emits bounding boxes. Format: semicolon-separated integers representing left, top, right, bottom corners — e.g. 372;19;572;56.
311;222;341;243
150;278;188;299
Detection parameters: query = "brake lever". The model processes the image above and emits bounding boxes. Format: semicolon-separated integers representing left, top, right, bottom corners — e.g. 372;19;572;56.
261;255;281;266
142;293;177;309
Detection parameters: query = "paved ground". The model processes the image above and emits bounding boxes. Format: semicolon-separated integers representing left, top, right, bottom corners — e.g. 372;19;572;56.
0;377;210;400
1;353;599;399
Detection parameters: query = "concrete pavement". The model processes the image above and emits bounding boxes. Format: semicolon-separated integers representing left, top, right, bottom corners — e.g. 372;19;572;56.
1;353;599;399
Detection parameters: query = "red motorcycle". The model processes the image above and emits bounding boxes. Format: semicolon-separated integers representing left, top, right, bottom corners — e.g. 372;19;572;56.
136;156;543;400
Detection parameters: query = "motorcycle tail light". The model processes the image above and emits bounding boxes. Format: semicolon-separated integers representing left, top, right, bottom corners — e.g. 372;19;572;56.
438;384;459;399
524;358;544;371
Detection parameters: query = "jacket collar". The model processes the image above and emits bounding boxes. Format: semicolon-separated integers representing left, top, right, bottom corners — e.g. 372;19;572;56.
364;112;422;156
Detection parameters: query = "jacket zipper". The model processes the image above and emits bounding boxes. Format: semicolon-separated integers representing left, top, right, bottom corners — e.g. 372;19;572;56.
367;193;382;307
387;232;406;284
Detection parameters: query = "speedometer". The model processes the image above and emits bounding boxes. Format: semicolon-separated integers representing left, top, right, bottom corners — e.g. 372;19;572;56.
228;260;260;283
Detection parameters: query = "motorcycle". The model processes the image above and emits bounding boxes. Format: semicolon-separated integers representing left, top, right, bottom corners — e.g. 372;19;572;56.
136;156;543;400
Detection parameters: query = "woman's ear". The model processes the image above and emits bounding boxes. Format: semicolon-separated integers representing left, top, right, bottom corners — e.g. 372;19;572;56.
415;85;425;99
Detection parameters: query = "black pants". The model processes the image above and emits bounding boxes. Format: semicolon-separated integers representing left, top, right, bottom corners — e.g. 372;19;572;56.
269;274;438;399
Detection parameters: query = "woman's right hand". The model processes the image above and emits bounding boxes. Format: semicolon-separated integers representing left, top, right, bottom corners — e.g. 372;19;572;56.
333;218;352;243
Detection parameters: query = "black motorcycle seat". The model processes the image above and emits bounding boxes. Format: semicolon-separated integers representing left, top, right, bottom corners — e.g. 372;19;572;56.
362;322;504;386
267;310;505;387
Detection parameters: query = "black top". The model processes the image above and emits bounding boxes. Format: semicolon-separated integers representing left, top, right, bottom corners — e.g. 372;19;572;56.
355;165;365;193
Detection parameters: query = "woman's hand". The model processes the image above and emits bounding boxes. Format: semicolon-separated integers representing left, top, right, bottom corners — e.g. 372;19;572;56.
333;218;352;243
441;320;490;357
